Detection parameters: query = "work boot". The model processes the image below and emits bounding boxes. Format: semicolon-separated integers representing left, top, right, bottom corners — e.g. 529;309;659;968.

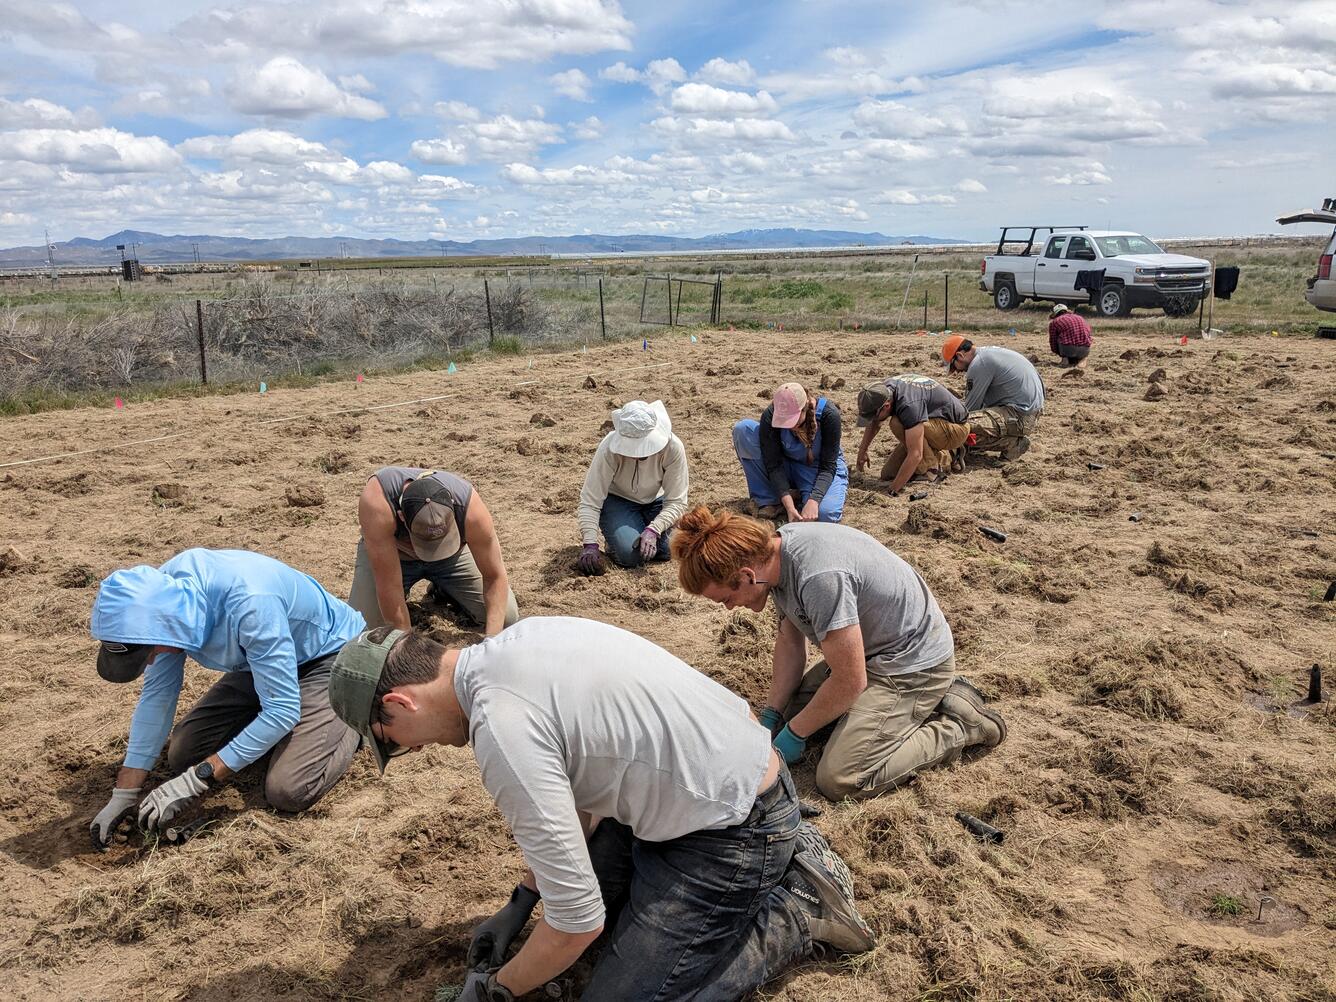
936;676;1007;749
950;447;967;475
782;822;876;954
1001;436;1031;461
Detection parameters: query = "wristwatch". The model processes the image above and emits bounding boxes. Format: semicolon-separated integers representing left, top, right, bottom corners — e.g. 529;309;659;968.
193;760;214;785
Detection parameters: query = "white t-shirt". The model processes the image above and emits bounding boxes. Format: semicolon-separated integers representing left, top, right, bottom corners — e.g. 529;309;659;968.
454;616;772;933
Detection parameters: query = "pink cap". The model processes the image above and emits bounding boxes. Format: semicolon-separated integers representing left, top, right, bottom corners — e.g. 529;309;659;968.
771;382;808;428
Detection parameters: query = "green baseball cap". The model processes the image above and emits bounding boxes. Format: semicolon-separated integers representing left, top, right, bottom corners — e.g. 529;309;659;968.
329;628;405;774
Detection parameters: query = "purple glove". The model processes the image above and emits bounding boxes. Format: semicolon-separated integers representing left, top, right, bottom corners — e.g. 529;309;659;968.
637;527;660;561
577;543;606;576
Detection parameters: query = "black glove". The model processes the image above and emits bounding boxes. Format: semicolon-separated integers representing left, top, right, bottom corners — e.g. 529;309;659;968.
467;883;540;969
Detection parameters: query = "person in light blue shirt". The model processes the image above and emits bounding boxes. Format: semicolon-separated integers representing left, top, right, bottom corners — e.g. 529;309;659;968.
87;549;365;849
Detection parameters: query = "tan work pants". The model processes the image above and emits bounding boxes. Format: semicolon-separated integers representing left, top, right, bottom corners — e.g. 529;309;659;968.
880;418;971;481
785;656;968;801
348;539;519;630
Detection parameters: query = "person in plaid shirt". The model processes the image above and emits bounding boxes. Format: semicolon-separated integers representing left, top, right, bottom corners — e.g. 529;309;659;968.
1048;304;1093;368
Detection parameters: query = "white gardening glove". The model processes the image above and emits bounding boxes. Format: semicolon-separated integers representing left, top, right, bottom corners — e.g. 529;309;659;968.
138;769;209;832
90;787;141;851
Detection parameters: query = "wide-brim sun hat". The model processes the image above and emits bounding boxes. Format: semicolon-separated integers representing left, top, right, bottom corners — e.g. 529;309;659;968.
608;400;672;458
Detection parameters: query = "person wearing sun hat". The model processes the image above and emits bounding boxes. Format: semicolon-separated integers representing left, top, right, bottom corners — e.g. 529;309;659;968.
87;549;366;849
576;399;689;575
941;334;1045;460
349;467;518;635
732;382;848;523
327;616;875;1000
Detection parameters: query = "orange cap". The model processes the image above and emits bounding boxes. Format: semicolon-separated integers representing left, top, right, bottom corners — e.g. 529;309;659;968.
942;334;968;363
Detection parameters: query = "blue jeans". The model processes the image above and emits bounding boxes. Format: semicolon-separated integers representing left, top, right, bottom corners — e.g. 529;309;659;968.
600;494;672;568
582;766;811;1001
731;421;848;523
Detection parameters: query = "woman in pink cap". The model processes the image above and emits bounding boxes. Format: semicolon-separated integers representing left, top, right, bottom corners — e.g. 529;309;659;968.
732;382;848;522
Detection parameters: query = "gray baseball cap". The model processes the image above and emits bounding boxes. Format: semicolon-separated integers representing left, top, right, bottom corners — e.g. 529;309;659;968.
328;628;405;774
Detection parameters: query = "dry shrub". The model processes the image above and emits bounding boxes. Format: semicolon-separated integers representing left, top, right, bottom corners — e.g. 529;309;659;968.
1268;778;1336;860
1081;658;1187;722
1036;730;1170;819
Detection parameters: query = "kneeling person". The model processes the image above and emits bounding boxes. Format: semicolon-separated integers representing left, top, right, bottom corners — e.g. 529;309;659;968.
674;508;1006;801
350;467;518;635
577;400;688;575
943;335;1044;460
855;374;970;493
329;617;873;1001
89;548;365;847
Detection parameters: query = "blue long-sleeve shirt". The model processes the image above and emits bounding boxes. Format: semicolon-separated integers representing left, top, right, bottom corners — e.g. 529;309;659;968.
91;549;365;772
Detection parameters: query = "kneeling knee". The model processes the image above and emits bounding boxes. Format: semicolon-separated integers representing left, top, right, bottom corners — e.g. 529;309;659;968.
814;761;862;802
265;777;320;814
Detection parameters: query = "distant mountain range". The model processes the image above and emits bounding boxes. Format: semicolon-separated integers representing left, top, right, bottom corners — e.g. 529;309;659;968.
0;228;965;269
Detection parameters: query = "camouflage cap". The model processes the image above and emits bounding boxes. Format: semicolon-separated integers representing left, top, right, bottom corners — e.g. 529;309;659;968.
328;628;405;774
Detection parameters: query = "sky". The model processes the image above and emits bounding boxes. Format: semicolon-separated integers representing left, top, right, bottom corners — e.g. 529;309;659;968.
0;0;1333;246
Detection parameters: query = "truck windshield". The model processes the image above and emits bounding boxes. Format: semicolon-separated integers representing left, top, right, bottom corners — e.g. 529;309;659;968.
1095;234;1164;256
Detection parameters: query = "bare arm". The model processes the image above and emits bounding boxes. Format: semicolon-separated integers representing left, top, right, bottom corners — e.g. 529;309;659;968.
495;918;603;997
464;493;511;636
856;421;880;473
887;422;925;494
765;616;808;713
358;480;411;631
788;623;867;738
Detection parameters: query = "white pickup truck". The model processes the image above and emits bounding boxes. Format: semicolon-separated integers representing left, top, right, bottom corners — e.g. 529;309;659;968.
979;226;1211;318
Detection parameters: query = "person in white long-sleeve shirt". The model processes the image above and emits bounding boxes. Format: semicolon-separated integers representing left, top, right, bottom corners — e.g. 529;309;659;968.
576;399;689;574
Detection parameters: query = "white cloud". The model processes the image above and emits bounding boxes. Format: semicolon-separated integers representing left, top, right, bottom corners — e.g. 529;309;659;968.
0;127;181;173
697;58;755;86
413;174;475;196
670;83;778;118
410;138;468;165
175;0;633;70
501;163;633;186
721;152;767;173
572;116;604;140
460;114;563;160
651;116;795;144
833;198;869;221
304;157;415;185
874;189;957;206
550;68;593;102
434;100;481;121
179;129;342;165
227;56;387;119
852;100;965;139
955;178;988;193
599;61;641;84
599;57;687;94
0;97;98;129
857;139;933;163
1044;168;1113;186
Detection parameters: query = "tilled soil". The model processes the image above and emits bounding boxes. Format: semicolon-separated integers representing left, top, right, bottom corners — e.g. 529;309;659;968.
0;327;1333;1001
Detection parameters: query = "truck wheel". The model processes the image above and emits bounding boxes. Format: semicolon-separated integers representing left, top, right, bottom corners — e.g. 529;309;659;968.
1163;295;1198;318
993;281;1018;311
1098;285;1129;317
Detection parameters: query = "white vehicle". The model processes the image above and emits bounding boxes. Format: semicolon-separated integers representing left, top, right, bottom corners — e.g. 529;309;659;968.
1275;198;1336;314
980;226;1211;318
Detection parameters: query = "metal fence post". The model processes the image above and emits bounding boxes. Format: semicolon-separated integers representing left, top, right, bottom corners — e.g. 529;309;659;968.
599;278;607;340
666;273;673;326
944;273;950;330
195;299;208;384
923;289;928;328
484;279;495;346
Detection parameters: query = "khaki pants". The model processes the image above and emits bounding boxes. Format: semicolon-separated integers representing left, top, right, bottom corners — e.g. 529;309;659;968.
166;653;358;813
785;656;969;801
880;418;971;481
968;406;1040;454
348;539;519;630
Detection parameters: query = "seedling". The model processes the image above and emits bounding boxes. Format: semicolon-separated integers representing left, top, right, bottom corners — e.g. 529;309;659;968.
1208;894;1243;917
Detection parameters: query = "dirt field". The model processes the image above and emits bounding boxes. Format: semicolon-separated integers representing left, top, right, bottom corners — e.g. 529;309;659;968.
1;323;1333;1001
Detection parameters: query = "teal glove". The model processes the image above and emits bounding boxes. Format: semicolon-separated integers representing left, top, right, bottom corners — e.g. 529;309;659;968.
773;724;806;764
758;707;784;737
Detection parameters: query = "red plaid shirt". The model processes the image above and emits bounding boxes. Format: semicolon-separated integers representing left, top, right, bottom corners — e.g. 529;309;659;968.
1049;311;1093;353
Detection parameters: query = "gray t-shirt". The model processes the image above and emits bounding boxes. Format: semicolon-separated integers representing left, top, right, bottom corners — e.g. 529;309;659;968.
772;523;953;676
454;616;772;934
962;347;1045;415
886;374;968;427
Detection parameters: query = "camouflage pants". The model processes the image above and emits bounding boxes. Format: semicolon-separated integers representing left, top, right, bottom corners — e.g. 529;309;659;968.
968;406;1040;454
881;417;971;480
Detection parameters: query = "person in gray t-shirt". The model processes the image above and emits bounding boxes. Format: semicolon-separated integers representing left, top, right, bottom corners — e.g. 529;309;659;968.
327;617;874;1001
943;337;1045;461
674;507;1006;802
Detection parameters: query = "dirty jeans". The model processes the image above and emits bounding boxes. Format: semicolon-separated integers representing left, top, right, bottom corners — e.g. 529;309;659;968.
731;420;848;523
348;539;519;630
880;418;971;481
166;652;358;812
968;406;1040;455
784;656;967;801
581;765;810;1001
600;493;673;568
